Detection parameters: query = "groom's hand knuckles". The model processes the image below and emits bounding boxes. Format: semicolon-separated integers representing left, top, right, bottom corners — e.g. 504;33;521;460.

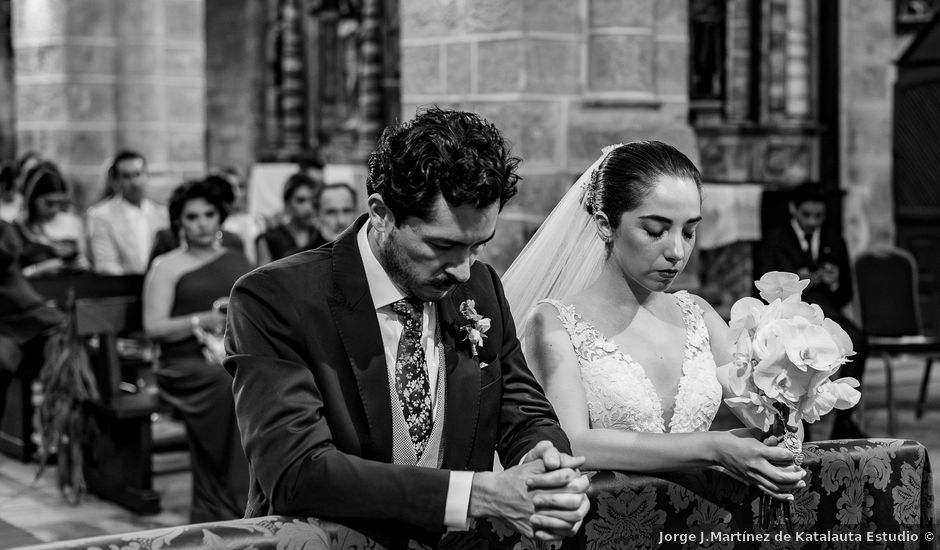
556;452;586;470
567;473;590;493
532;491;579;510
527;467;577;489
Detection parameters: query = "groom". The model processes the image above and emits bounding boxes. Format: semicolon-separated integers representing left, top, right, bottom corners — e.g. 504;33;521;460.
224;108;589;548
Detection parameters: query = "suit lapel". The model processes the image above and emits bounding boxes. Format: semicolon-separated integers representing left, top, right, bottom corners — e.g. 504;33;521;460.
327;216;393;462
787;225;816;268
439;287;482;470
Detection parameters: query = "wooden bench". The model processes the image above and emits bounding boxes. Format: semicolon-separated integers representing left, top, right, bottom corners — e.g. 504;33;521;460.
4;273;177;514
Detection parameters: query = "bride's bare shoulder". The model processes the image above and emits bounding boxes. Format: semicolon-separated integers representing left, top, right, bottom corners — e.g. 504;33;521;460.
528;300;566;331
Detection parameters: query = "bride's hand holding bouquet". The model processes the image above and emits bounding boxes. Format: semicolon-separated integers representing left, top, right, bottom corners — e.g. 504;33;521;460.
718;271;861;530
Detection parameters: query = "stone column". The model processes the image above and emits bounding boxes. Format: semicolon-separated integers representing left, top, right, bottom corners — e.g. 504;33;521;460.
840;0;904;254
204;0;265;172
12;0;205;206
784;0;811;119
0;0;14;159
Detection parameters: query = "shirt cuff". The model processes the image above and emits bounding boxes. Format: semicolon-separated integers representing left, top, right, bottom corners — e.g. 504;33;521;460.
444;471;474;530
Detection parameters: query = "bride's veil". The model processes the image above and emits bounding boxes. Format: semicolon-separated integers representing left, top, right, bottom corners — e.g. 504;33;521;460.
502;146;619;338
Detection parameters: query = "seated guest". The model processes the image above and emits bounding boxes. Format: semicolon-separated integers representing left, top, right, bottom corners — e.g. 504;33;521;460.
87;150;168;275
217;166;265;265
255;172;325;264
313;183;358;242
755;182;868;439
16;161;90;277
0;219;65;421
144;178;251;522
148;175;244;267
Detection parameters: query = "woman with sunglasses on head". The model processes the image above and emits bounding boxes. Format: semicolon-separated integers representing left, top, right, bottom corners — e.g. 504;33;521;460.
15;161;89;277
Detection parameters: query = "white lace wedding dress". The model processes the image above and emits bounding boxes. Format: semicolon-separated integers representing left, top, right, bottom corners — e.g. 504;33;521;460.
542;290;722;433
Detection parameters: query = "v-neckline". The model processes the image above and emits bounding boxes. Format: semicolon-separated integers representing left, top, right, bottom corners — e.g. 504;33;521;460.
562;294;692;432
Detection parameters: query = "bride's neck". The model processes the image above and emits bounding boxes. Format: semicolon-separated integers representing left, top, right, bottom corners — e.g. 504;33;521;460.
594;261;655;306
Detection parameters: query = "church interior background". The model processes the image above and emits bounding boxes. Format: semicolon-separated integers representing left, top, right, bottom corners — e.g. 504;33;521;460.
3;0;938;328
1;0;940;543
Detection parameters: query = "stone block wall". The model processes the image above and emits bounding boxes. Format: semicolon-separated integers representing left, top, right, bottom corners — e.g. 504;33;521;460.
12;0;206;207
840;0;913;255
399;0;696;272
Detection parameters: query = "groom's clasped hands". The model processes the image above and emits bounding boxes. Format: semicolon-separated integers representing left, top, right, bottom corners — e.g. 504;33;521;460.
469;441;591;542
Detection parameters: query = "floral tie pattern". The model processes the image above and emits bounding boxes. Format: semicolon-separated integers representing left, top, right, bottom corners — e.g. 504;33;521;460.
391;298;433;459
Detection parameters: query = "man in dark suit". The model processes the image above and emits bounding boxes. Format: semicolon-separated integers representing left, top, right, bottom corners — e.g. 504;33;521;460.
755;182;868;440
224;109;589;548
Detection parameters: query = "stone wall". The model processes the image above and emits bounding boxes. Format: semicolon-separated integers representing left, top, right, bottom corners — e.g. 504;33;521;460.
12;0;206;207
204;0;265;175
840;0;914;255
399;0;696;272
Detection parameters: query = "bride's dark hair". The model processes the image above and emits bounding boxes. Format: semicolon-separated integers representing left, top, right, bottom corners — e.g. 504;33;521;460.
585;141;702;230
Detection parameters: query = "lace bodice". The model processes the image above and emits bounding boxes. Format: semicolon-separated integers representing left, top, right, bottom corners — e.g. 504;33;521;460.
543;291;722;434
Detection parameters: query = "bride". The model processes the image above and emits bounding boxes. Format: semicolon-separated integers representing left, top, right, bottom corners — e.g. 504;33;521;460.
503;141;805;500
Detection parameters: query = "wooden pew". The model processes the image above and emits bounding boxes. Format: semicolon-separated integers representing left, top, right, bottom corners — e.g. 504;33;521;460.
7;273;166;514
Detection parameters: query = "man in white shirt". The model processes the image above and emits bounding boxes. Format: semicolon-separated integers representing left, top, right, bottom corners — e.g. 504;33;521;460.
86;150;168;275
225;109;589;548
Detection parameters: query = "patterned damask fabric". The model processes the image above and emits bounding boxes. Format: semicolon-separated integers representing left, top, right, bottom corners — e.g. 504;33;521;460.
466;439;933;550
31;442;932;550
542;290;722;434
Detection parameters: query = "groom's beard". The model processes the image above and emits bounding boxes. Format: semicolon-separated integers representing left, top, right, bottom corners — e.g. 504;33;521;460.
380;235;458;302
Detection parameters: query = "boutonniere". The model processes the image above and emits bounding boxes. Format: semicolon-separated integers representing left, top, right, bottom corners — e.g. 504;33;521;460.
458;299;490;358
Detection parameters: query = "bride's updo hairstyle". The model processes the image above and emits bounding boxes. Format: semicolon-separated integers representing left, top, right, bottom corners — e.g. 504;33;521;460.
584;141;702;234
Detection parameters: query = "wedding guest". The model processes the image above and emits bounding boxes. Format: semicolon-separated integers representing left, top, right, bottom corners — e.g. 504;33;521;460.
503;141;805;499
147;175;244;267
16;162;89;277
0;219;65;422
217;166;265;264
225;108;590;547
144;178;251;522
86;150;168;275
314;182;358;242
755;182;868;439
255;172;325;264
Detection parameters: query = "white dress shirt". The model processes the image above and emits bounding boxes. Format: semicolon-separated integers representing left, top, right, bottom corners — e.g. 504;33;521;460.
86;196;168;274
356;223;473;530
791;219;820;262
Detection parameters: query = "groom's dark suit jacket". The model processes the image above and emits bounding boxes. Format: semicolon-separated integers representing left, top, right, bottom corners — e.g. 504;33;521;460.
224;215;569;543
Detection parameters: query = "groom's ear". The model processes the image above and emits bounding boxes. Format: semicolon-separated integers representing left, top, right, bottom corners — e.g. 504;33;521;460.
367;193;395;232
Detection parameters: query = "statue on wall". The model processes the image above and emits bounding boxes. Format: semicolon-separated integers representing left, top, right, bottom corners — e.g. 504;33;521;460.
264;0;396;165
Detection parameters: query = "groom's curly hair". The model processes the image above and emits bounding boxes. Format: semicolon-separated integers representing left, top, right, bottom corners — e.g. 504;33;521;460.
367;107;521;223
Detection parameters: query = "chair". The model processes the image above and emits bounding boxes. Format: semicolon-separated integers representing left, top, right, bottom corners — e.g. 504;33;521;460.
855;246;940;435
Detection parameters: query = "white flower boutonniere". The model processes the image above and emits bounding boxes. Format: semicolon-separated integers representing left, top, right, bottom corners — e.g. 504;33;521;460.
458;299;491;358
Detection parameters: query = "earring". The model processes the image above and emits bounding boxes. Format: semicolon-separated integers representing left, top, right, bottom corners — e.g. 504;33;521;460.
214;230;223;250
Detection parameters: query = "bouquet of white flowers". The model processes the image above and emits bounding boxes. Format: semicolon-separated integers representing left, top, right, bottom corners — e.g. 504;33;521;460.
724;271;861;434
724;271;862;532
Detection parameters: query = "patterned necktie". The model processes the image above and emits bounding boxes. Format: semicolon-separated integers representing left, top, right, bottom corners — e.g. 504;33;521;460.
391;298;433;459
